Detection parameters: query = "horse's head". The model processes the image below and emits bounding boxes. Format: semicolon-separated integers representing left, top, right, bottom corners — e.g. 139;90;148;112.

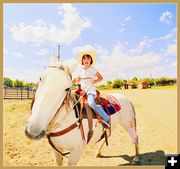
25;62;76;140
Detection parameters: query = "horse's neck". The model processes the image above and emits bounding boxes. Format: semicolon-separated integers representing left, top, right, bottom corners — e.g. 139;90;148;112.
51;100;77;132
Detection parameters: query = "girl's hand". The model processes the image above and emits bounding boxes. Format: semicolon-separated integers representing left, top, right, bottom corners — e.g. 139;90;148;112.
73;76;81;84
91;79;96;84
77;76;81;83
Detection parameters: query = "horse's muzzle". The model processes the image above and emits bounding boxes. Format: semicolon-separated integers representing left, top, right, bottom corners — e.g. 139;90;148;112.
25;127;45;140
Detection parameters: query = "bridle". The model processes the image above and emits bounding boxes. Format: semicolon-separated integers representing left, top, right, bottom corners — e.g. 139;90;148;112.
30;66;84;158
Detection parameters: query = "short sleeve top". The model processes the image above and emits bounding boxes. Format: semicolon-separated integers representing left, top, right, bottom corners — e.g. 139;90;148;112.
79;66;98;94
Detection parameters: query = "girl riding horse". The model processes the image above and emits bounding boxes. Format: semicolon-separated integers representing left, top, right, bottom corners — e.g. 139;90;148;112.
72;51;110;128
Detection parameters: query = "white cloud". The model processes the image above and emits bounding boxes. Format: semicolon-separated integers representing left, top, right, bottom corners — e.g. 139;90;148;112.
12;51;25;58
72;42;163;82
3;46;9;57
158;27;176;40
73;44;95;54
172;27;177;32
105;43;161;71
158;33;173;40
170;60;176;67
135;66;163;78
3;67;17;74
62;58;76;65
124;16;131;22
34;59;41;63
166;43;177;55
131;27;176;55
119;16;131;33
10;4;91;45
36;49;49;56
131;36;156;55
119;28;125;32
4;67;43;82
159;11;172;24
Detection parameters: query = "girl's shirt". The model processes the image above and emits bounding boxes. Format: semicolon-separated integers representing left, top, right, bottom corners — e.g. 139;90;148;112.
79;66;97;95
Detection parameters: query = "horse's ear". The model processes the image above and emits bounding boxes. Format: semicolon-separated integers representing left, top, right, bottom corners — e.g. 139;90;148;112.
68;60;79;74
57;61;63;68
49;54;57;67
63;65;72;78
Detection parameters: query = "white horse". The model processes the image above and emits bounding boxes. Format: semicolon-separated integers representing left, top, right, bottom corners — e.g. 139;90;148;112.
25;62;139;166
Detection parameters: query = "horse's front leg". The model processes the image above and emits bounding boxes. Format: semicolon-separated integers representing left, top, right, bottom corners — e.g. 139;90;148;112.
96;140;105;157
68;147;84;165
53;149;63;166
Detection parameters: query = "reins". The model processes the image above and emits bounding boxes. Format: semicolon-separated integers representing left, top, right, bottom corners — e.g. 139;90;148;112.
45;84;96;157
30;66;95;158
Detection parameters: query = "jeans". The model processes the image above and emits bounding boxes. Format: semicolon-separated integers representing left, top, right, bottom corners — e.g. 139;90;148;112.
87;94;109;124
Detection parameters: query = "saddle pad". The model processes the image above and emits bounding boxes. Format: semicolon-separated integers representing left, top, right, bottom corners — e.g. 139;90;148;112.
96;95;121;115
72;93;121;119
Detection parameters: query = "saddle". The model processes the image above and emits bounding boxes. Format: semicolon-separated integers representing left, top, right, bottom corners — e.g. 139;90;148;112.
73;84;121;145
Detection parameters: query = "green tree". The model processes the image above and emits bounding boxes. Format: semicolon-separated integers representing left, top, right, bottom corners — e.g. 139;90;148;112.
132;76;138;82
107;81;112;85
155;77;174;86
106;81;112;88
13;79;25;87
122;79;127;84
112;79;122;88
4;77;13;87
25;82;34;87
97;84;106;90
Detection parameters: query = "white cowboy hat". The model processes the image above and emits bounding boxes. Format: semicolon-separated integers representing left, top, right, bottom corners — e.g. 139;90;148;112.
77;51;96;66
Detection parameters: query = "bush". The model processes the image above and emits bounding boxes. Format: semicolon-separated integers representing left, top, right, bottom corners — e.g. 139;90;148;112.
13;79;25;88
4;77;13;87
112;79;122;88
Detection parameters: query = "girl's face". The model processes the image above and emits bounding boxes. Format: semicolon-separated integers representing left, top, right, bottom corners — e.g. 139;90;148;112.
82;55;92;67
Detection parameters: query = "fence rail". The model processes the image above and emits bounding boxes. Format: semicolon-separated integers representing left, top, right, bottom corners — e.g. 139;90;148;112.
3;87;36;99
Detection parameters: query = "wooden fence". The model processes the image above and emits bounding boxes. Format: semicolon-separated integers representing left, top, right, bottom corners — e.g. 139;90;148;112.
3;87;36;99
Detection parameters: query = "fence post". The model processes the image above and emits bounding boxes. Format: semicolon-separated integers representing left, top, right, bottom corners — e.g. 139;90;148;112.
4;87;6;98
27;87;29;99
21;87;22;100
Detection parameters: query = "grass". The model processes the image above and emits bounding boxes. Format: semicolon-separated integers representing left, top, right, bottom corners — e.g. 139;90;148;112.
97;85;177;92
3;99;32;114
150;85;177;90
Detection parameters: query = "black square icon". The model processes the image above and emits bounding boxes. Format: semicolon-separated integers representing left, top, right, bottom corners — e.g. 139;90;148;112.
165;154;179;169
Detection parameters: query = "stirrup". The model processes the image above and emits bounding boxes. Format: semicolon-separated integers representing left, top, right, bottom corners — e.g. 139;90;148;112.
102;120;110;129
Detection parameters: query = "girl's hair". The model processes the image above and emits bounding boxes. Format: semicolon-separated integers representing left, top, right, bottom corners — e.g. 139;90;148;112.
81;54;93;65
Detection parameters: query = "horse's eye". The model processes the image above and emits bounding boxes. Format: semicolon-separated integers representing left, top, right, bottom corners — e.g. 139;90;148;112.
65;88;70;92
39;77;42;81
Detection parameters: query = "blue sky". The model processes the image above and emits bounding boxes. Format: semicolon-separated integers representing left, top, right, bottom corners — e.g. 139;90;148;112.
4;3;177;83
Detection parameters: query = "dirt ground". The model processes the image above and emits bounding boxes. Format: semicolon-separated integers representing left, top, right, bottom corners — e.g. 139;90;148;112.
3;89;177;166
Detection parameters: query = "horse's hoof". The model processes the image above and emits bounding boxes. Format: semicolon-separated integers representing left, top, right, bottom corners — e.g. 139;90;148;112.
131;156;140;165
96;153;102;158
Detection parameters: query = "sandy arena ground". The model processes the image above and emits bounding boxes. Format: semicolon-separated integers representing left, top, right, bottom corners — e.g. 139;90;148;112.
3;89;177;166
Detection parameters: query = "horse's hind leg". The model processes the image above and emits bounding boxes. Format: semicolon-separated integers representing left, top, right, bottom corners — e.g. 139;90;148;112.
132;144;139;164
120;118;139;164
127;126;139;145
127;127;139;164
119;99;140;164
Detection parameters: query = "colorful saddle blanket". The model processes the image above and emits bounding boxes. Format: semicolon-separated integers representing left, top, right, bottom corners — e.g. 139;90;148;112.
73;93;121;119
95;95;121;115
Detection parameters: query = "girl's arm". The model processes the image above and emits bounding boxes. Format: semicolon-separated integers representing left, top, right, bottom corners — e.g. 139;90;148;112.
72;76;81;84
91;72;103;84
